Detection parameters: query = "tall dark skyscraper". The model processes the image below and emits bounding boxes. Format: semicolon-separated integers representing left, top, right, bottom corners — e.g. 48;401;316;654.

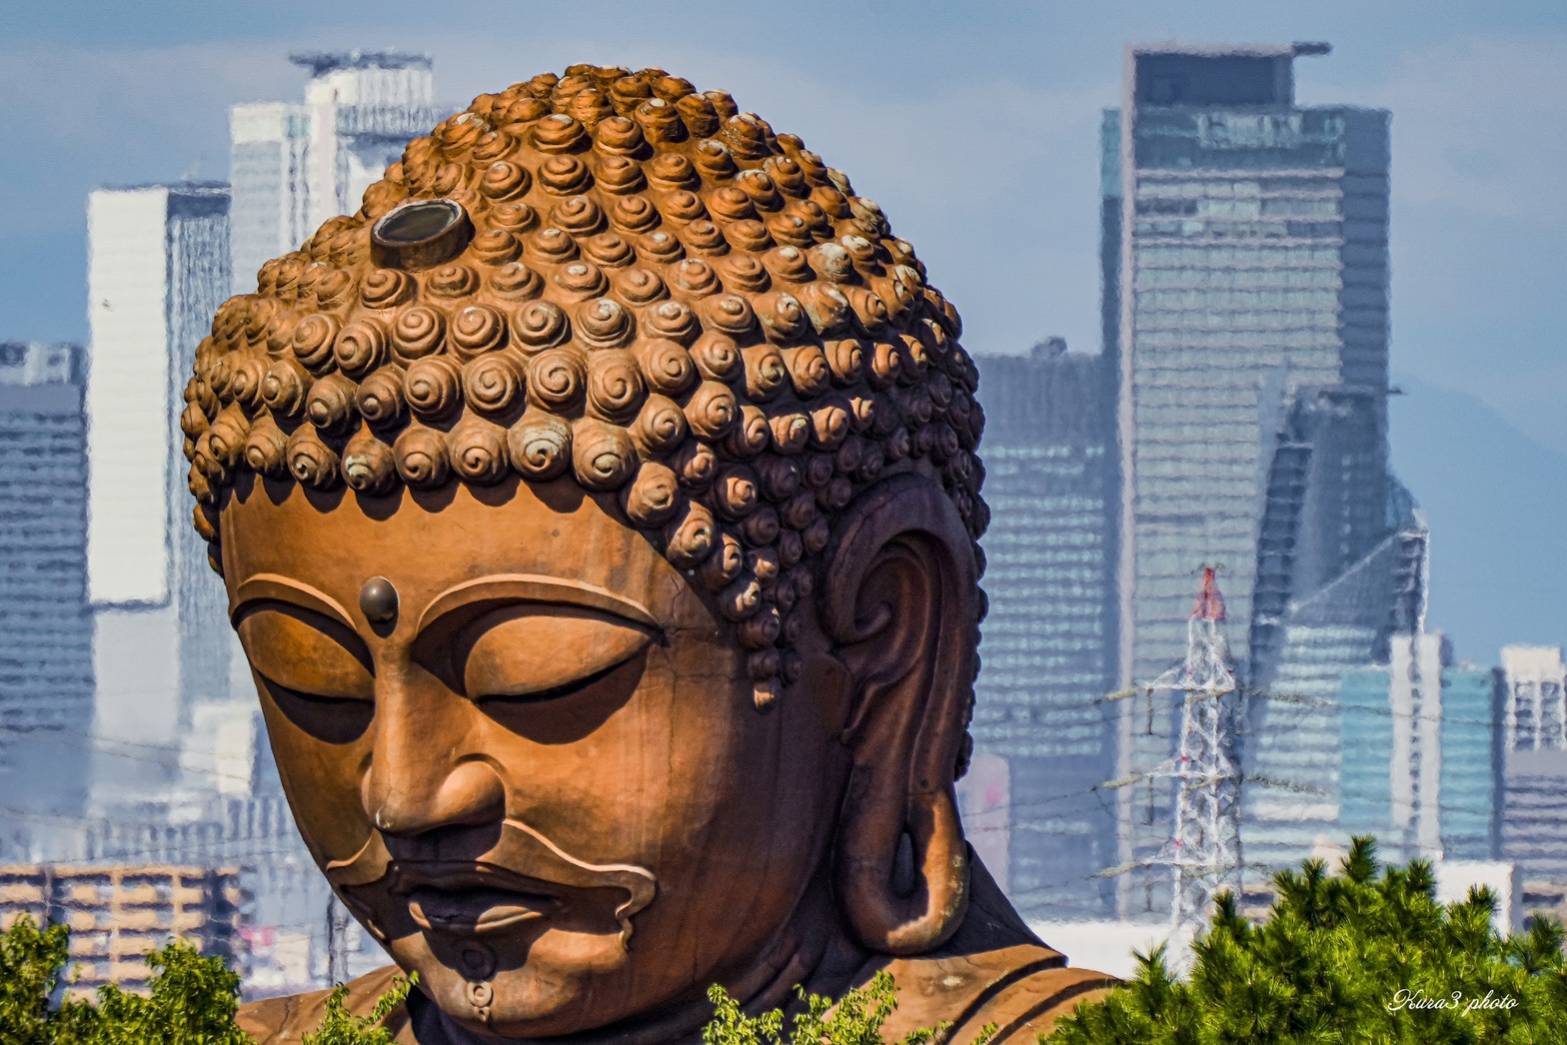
1104;42;1412;914
0;342;93;817
969;340;1119;920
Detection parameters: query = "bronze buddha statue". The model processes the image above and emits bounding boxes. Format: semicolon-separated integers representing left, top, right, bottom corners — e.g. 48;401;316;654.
179;63;1112;1043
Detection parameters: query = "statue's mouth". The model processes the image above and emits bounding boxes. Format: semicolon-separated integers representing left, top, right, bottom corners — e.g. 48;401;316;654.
393;864;561;934
324;819;659;947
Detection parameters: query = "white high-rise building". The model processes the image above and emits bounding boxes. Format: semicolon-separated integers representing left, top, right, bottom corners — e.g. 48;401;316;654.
229;51;440;293
1500;645;1567;909
1501;645;1567;753
229;104;309;295
85;182;236;807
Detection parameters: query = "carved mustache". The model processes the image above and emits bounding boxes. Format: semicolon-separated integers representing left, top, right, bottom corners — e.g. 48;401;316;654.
323;818;658;945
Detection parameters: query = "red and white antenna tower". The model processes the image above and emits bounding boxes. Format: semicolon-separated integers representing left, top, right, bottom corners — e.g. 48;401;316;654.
1145;566;1243;935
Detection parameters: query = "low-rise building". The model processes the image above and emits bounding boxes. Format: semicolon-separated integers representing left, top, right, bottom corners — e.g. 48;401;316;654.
0;863;245;996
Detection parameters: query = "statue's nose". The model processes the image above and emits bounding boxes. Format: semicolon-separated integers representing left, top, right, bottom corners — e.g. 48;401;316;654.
359;661;504;838
364;759;505;839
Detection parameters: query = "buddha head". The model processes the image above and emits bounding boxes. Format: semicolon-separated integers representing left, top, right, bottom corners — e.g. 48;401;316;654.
182;64;990;1038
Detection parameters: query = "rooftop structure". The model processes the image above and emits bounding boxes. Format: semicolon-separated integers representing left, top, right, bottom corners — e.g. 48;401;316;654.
287;50;432;76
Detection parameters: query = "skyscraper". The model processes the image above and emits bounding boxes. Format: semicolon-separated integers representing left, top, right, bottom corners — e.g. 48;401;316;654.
1104;42;1400;913
1240;394;1428;873
0;342;93;816
86;181;234;807
968;340;1119;919
229;51;442;293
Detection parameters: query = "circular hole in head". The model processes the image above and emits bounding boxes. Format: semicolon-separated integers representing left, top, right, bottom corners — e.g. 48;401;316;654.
372;199;472;269
375;199;462;244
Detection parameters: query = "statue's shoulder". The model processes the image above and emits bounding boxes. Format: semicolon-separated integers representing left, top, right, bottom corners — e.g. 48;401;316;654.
877;943;1115;1042
872;858;1117;1042
236;965;413;1044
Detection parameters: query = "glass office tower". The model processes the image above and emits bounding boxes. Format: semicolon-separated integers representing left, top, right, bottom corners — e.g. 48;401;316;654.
968;341;1118;919
1339;635;1502;865
1105;43;1395;914
0;342;92;818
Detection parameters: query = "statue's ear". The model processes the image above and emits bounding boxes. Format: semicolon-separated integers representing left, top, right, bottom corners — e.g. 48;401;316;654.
822;474;976;955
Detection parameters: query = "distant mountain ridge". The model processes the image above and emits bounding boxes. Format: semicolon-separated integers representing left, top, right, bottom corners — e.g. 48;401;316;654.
1389;375;1566;662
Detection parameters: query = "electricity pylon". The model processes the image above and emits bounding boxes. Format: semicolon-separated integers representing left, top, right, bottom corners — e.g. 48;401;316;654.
1145;566;1243;935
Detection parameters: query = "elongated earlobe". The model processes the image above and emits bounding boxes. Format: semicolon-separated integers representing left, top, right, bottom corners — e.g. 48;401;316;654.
822;475;977;954
837;771;968;954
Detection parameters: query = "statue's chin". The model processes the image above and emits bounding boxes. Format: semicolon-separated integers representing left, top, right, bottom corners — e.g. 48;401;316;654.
436;974;574;1037
391;929;646;1039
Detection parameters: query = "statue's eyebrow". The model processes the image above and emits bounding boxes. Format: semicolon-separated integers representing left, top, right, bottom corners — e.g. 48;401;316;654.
230;573;357;631
414;575;660;638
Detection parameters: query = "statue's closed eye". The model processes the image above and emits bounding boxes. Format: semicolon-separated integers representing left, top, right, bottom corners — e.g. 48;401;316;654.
420;603;654;701
232;592;655;707
234;604;375;743
235;602;375;702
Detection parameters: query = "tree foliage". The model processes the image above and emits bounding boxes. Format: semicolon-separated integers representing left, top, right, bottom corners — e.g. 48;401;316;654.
300;974;414;1045
1049;836;1567;1044
0;915;404;1045
702;970;994;1044
0;914;248;1045
10;838;1567;1044
0;916;75;1044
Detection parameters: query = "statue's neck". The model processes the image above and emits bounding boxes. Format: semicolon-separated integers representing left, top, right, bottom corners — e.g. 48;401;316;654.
408;873;864;1045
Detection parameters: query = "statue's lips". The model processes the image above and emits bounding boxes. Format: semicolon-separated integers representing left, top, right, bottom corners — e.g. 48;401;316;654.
326;821;659;946
391;863;562;935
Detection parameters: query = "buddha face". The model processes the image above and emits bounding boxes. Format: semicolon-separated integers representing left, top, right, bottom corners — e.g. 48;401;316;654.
219;475;851;1037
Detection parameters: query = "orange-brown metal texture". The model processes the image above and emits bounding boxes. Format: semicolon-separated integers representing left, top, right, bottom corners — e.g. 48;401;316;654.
182;64;1111;1042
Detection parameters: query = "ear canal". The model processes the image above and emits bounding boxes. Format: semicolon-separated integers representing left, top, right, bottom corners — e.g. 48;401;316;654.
835;778;968;955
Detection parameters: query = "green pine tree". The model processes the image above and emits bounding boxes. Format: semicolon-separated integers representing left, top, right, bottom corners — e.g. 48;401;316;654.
1048;836;1567;1044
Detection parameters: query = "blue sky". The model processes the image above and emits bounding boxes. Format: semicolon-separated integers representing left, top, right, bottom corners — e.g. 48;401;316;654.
1;0;1561;652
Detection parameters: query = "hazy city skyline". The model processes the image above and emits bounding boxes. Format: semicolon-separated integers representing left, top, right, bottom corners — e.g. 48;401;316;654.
0;13;1560;996
2;2;1560;662
0;5;1559;434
